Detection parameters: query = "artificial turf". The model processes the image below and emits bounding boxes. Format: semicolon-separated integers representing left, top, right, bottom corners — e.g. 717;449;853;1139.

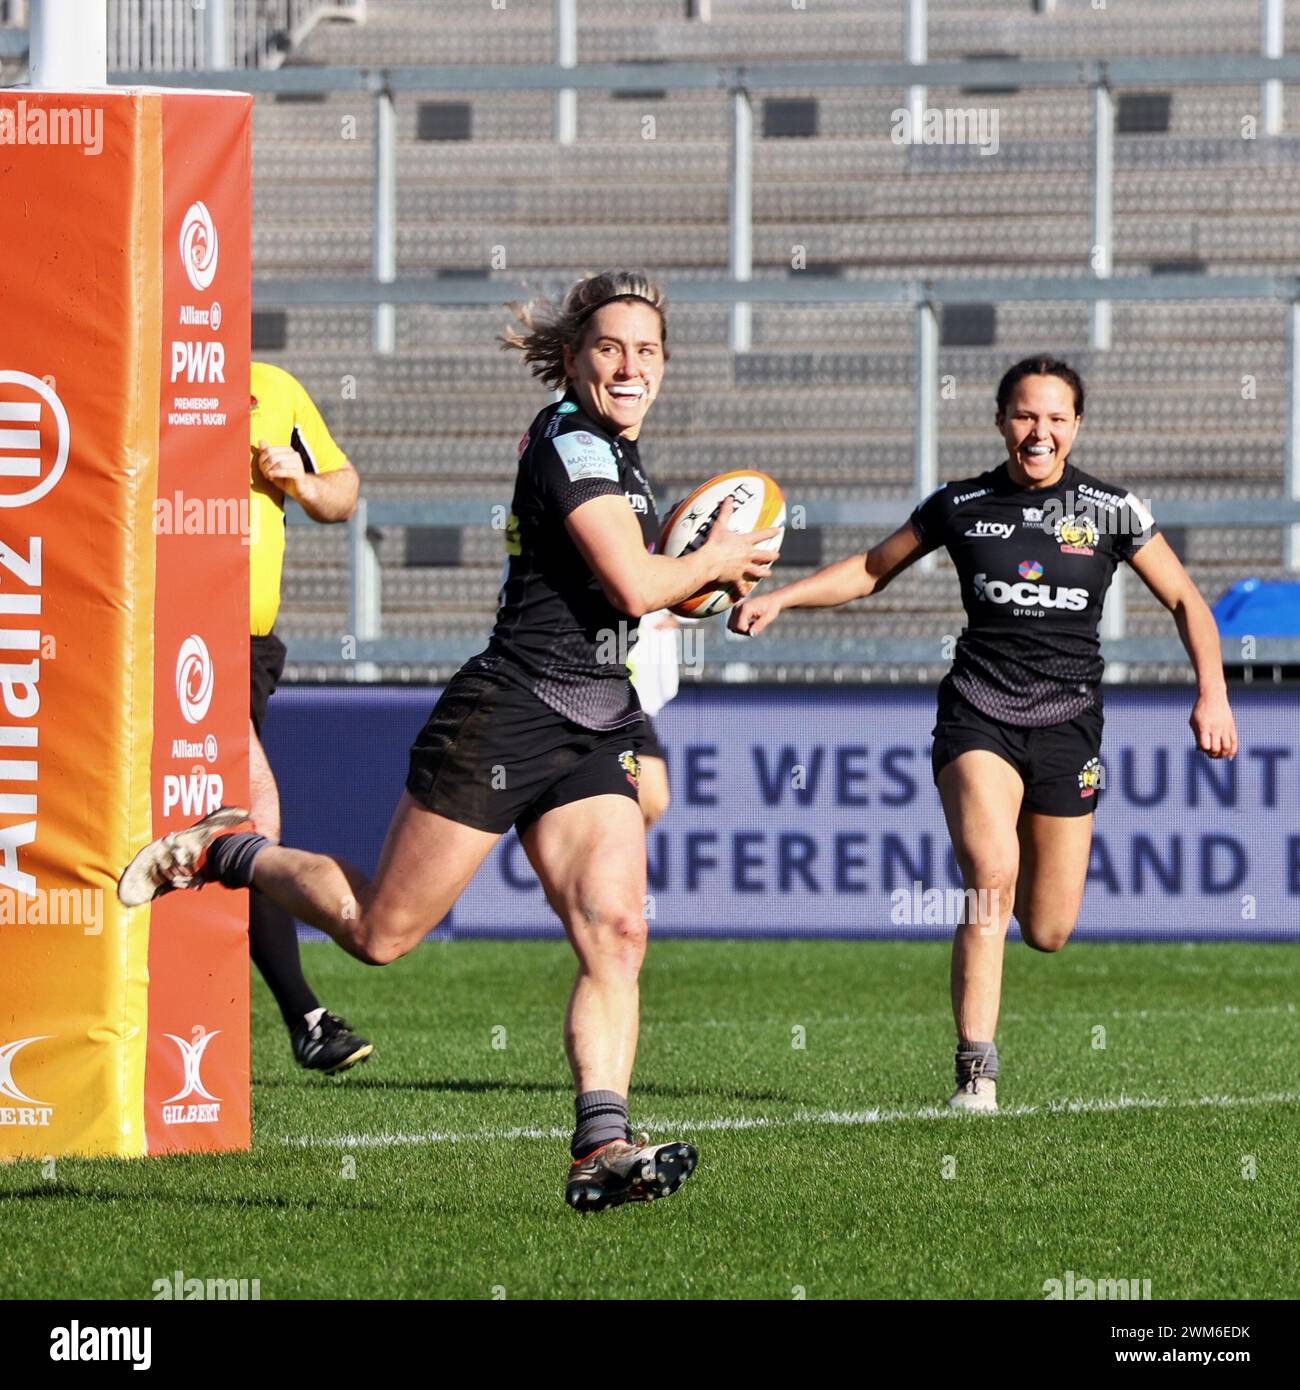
2;939;1297;1300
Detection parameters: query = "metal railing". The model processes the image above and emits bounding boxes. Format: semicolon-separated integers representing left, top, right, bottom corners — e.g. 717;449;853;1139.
1;0;366;70
81;49;1300;670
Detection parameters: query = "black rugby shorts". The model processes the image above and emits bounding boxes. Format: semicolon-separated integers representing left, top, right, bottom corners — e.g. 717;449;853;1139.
406;669;647;835
930;679;1104;818
250;633;287;737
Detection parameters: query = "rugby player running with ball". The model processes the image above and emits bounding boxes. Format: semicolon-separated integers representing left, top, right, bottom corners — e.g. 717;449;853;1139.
732;357;1237;1112
119;271;780;1208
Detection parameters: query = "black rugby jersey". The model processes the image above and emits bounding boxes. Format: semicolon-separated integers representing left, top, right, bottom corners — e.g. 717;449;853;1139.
462;392;660;730
910;461;1157;727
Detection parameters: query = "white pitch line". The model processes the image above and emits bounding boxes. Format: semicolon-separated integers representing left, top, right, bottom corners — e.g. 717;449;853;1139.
280;1090;1300;1151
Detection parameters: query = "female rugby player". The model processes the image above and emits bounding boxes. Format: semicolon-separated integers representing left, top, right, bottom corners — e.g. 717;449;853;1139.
120;270;781;1206
731;357;1237;1113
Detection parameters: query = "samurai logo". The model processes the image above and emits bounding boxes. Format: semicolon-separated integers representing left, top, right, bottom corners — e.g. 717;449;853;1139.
618;750;640;788
1078;757;1104;798
162;1029;222;1125
1055;513;1099;556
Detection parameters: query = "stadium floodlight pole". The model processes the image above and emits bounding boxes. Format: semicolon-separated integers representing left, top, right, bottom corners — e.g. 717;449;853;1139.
728;85;753;353
905;0;926;135
28;0;106;87
913;294;937;573
1262;0;1284;136
1100;562;1128;683
554;0;577;145
203;0;231;72
1285;297;1300;568
348;497;382;682
1089;75;1114;350
372;82;396;355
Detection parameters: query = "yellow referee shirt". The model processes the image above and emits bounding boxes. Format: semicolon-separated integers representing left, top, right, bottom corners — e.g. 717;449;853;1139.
249;361;349;636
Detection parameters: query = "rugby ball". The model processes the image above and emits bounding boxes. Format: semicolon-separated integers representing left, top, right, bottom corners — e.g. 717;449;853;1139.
659;470;786;618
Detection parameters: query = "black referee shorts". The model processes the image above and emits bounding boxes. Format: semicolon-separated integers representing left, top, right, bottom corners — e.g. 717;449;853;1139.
406;669;647;836
930;680;1104;818
250;632;287;737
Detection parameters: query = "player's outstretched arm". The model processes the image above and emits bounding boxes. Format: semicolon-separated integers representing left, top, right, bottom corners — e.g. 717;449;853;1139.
567;494;779;619
1127;534;1238;759
730;519;928;636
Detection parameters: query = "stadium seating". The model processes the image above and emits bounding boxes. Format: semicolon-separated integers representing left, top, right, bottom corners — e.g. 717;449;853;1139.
235;0;1300;681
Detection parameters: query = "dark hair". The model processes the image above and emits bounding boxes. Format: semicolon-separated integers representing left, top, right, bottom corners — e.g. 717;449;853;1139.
996;356;1085;418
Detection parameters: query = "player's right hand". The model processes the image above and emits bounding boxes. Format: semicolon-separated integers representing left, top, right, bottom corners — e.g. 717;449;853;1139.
703;496;782;589
730;591;783;637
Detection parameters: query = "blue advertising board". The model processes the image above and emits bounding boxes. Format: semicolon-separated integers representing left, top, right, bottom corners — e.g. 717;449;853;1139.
263;684;1300;941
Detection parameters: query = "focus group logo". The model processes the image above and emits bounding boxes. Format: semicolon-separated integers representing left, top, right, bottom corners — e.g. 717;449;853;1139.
0;1035;53;1127
162;1028;221;1126
165;635;223;818
0;369;70;509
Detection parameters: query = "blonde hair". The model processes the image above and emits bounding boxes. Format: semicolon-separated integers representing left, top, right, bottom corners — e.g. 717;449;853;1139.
500;270;669;390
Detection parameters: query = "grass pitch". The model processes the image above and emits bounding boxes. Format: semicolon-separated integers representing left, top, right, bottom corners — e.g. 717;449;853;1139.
2;939;1298;1300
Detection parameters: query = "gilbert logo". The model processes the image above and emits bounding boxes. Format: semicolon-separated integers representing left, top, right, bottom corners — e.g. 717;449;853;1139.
0;1035;54;1126
0;370;70;508
176;634;214;724
162;1028;221;1125
179;201;218;292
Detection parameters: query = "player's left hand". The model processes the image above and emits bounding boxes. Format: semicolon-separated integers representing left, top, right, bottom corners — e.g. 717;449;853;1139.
255;439;307;497
1190;690;1237;759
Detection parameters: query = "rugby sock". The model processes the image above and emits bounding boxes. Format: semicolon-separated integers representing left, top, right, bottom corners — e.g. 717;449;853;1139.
956;1039;999;1086
572;1091;631;1160
203;830;271;890
248;888;320;1028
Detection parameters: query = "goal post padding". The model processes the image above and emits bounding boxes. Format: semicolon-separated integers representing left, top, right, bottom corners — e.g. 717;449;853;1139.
0;89;251;1157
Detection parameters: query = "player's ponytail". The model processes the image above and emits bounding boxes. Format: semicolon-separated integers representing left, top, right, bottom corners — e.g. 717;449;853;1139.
500;270;669;390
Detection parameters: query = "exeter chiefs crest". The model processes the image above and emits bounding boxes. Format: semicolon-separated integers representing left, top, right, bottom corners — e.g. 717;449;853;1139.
1055;513;1099;556
618;749;640;788
1078;756;1104;798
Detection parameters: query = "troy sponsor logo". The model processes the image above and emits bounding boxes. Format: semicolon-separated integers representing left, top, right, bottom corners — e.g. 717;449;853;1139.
625;492;648;514
162;1029;221;1126
973;572;1088;612
964;520;1015;539
0;1035;53;1126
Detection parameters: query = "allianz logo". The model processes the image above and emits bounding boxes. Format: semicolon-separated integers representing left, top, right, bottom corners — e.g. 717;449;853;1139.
973;572;1088;611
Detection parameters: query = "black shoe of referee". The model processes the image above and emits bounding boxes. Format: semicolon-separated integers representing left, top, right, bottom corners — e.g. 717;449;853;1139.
291;1010;373;1075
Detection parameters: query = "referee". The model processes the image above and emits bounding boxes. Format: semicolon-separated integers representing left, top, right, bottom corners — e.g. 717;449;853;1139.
247;360;371;1074
732;357;1237;1113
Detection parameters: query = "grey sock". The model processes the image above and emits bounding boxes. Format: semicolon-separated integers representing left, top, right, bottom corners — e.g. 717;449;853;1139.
956;1039;999;1086
203;831;271;890
572;1090;631;1160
